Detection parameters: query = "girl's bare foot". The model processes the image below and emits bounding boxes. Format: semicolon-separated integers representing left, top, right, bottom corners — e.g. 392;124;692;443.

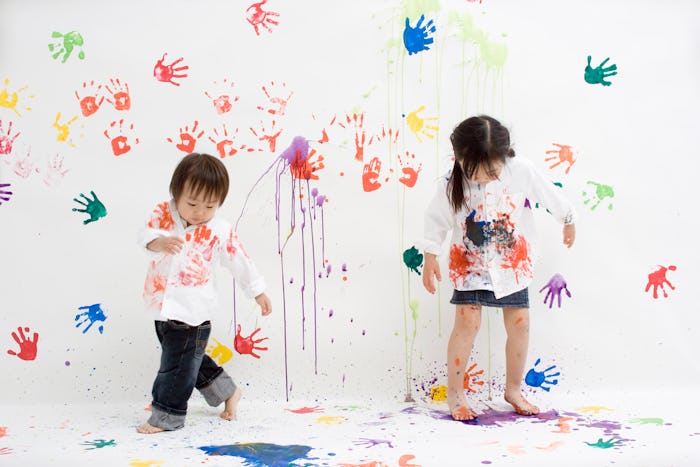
447;393;477;421
504;393;539;416
136;422;164;434
220;387;242;421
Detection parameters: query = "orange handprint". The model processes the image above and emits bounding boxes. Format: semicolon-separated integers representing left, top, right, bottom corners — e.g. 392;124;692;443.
362;156;382;192
256;81;293;116
545;143;576;174
74;80;104;117
104;119;139;156
290;148;325;181
397;151;422;188
167;120;204;153
104;78;131;111
208;124;246;158
462;362;485;393
250;120;282;152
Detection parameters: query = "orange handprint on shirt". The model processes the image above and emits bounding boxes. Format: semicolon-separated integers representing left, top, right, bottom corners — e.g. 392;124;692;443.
74;80;104;117
179;255;209;287
147;202;175;230
545;143;576;174
167;120;204;153
397;151;422;188
405;105;438;143
234;324;269;358
362;156;382;192
257;81;293;116
104;119;139;156
104;78;131;111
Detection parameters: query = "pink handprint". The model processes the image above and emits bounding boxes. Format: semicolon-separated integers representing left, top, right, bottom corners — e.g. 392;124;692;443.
104;78;131;111
234;324;269;358
0;120;20;155
645;265;676;299
257;81;293;116
204;79;239;115
167;120;204;153
362;156;382;192
9;150;35;179
74;80;104;117
246;0;280;35
250;119;282;152
153;53;189;86
7;326;39;361
37;153;70;186
545;143;576;175
539;273;572;308
104;119;139;156
397;151;422;188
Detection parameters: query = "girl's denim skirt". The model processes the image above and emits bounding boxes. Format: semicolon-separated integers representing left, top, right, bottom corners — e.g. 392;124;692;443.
450;288;529;308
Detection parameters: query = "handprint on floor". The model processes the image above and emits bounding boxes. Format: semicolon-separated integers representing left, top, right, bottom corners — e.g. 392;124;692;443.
6;326;39;361
362;156;383;192
153;53;189;86
584;56;618;86
525;358;560;391
75;303;107;334
81;439;116;450
167;120;204;153
246;0;280;35
72;190;107;224
74;81;104;117
104;119;139;156
403;14;436;55
52;112;80;147
539;273;572;308
256;81;293;116
104;78;131;111
0;183;12;205
397;151;422;187
402;246;423;275
204;79;239;115
545;143;576;174
645;264;676;299
353;438;394;448
234;324;269;358
250;120;283;152
48;31;86;63
0;78;34;117
0;120;20;155
582;180;614;210
206;337;233;365
462;362;485;393
585;438;623;449
405;105;438;143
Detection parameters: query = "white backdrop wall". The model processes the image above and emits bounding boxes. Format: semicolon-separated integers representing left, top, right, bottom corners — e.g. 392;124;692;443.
1;0;699;405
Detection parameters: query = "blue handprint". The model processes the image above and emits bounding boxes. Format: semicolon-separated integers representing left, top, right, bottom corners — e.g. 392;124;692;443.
403;14;436;55
525;358;560;391
538;273;572;308
72;190;107;224
75;303;107;334
584;56;617;86
464;209;488;247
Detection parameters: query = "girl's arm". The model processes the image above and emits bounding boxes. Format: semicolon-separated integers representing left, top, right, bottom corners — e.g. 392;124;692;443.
526;163;577;247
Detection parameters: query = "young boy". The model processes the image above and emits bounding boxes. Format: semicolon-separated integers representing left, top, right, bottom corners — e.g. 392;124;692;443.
137;152;272;434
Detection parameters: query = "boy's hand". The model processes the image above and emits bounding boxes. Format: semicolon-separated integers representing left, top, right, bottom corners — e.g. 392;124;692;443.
563;224;576;248
255;293;272;316
147;236;184;255
422;253;441;294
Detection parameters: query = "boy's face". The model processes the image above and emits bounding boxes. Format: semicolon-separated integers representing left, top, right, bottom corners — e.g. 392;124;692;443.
175;185;220;227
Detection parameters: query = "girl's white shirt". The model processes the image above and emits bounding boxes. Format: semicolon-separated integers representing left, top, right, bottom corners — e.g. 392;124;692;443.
138;199;266;326
420;157;575;299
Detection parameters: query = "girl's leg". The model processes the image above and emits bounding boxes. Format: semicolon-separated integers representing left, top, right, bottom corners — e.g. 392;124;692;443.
446;304;482;420
502;307;539;415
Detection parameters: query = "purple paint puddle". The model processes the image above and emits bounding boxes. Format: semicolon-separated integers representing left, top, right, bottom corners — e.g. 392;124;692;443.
199;442;315;466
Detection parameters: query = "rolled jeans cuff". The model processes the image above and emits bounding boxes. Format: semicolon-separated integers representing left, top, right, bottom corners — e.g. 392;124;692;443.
199;371;237;407
148;405;186;431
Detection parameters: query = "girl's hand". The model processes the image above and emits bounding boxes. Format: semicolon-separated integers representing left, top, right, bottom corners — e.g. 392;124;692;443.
255;293;272;316
563;224;576;248
422;253;441;294
147;236;184;254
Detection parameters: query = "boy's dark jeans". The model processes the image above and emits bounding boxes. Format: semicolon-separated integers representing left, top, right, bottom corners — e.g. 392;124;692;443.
148;319;237;431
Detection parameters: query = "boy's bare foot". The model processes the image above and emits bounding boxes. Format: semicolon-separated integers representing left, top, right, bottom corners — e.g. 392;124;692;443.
136;422;164;434
447;393;477;421
504;393;539;416
220;387;242;421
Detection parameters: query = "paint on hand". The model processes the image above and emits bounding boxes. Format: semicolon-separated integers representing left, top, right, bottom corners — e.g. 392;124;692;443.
48;31;86;63
72;190;107;224
402;246;423;275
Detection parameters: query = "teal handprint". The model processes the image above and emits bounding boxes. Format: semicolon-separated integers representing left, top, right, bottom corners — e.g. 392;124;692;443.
584;56;617;86
585;437;623;449
72;190;107;224
582;181;614;211
82;439;115;450
48;31;86;63
403;246;423;275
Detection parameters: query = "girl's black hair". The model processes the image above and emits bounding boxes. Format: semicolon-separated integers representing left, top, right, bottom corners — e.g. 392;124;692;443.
446;115;515;212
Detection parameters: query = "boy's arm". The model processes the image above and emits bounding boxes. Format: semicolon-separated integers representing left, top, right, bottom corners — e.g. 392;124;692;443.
220;227;267;300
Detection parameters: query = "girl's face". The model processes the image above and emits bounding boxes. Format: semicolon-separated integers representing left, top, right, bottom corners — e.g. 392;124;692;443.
175;185;220;227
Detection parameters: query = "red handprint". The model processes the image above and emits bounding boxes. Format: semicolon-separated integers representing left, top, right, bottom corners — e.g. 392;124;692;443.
362;156;382;192
337;112;369;161
104;78;131;111
250;120;282;152
74;80;104;117
246;0;280;36
234;324;269;358
104;119;139;156
397;151;422;188
545;143;576;174
645;265;677;299
7;326;39;361
256;81;293;116
0;120;20;155
153;53;189;86
208;124;249;158
167;120;204;153
290;148;325;181
204;79;239;115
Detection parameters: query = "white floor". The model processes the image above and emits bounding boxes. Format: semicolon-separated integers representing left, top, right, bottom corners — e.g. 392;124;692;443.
1;389;698;467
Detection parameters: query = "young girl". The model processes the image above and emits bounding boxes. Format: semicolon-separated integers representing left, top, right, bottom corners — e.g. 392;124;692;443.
420;115;576;421
137;152;272;433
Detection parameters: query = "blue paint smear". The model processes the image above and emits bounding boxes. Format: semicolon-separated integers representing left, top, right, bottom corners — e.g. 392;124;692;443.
199;442;315;466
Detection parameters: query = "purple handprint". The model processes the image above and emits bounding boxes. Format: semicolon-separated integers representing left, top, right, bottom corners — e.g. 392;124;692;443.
0;183;12;205
539;273;571;308
403;14;436;55
75;303;107;334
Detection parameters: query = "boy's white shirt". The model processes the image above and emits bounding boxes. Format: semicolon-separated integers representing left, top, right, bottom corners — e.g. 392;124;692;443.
138;199;266;326
419;157;576;299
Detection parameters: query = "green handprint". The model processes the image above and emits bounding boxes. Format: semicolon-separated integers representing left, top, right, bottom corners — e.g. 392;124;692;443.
48;31;86;63
585;437;623;449
584;56;617;86
82;439;116;450
630;417;664;425
72;190;107;224
403;246;423;275
582;181;614;211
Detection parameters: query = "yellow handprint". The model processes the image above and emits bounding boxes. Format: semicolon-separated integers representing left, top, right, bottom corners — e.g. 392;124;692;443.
405;105;438;143
206;337;233;365
0;78;33;117
52;112;80;147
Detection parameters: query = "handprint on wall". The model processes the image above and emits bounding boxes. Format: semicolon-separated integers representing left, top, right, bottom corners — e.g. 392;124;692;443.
250;120;283;152
6;326;39;361
584;56;618;86
397;151;422;188
206;337;233;365
362;157;383;192
0;78;34;117
153;53;189;86
74;81;104;117
525;358;560;392
104;119;139;156
538;273;572;308
204;79;239;115
246;0;280;36
75;303;107;334
403;14;436;55
209;124;253;158
405;105;438;143
234;324;269;359
402;246;423;275
0;183;12;205
167;120;204;153
0;120;20;155
256;81;293;116
52;112;80;146
48;31;86;63
582;180;614;211
545;143;576;174
104;78;131;111
645;264;677;299
36;153;70;187
72;190;107;224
